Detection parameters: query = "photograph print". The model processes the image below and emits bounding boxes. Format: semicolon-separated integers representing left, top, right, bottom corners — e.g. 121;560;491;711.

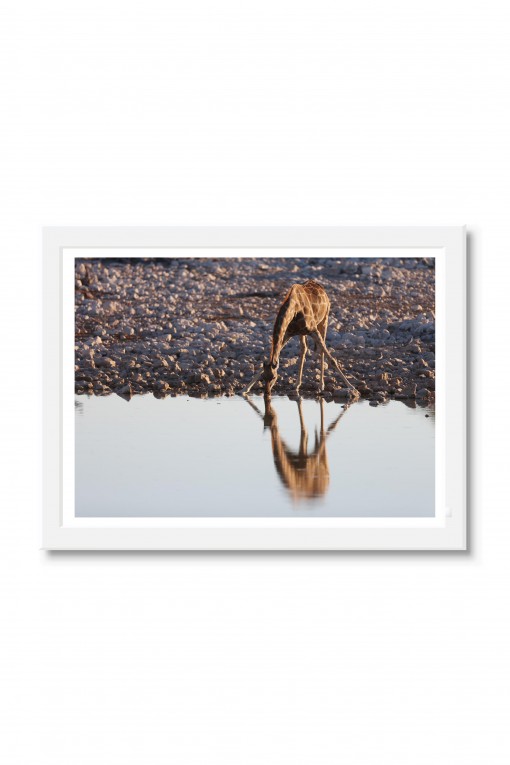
73;252;436;521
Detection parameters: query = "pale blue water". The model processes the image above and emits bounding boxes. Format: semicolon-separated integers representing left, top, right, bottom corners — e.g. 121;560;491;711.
75;395;435;517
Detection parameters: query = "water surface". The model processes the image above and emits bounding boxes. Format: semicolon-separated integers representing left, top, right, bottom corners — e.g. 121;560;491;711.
75;395;434;517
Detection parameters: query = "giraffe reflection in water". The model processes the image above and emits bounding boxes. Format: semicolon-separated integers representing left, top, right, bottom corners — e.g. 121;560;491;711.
246;396;350;502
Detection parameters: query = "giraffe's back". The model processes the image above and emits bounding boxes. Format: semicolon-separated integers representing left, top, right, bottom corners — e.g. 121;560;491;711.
284;280;330;335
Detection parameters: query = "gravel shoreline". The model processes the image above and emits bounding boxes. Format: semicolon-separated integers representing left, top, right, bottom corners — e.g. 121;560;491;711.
75;257;435;404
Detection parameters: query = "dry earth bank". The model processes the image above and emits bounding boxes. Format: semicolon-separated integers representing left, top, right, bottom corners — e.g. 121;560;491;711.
75;257;435;405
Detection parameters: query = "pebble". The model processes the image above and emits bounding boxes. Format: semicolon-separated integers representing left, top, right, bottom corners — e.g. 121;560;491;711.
94;356;116;368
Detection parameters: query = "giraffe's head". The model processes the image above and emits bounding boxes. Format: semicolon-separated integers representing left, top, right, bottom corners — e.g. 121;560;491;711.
262;360;279;395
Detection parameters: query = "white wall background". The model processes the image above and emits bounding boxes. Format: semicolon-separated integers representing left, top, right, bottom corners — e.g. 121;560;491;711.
0;2;507;763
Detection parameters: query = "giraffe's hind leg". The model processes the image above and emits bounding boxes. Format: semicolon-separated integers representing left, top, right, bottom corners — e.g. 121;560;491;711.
310;330;359;395
317;315;329;392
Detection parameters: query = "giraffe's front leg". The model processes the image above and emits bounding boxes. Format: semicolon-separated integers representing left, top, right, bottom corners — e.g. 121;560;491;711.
242;365;264;395
296;336;308;393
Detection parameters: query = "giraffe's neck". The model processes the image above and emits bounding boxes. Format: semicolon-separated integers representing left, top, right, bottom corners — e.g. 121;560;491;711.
270;299;294;365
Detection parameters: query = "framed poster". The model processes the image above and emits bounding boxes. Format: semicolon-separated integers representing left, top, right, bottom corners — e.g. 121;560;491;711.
43;227;466;550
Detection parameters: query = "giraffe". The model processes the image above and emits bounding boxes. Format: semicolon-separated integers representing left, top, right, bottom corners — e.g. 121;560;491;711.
245;396;350;501
243;280;359;396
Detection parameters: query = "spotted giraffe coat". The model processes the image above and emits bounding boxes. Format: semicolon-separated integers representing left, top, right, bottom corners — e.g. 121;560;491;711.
270;280;330;362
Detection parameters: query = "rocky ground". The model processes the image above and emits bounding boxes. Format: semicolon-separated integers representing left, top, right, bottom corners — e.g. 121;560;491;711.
75;257;435;404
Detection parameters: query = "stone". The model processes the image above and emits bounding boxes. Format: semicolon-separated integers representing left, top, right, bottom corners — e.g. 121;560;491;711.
116;384;133;401
95;356;116;368
396;383;417;399
332;389;350;400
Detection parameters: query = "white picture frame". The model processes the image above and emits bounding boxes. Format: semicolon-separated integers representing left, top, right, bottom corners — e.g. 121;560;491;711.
43;227;466;550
